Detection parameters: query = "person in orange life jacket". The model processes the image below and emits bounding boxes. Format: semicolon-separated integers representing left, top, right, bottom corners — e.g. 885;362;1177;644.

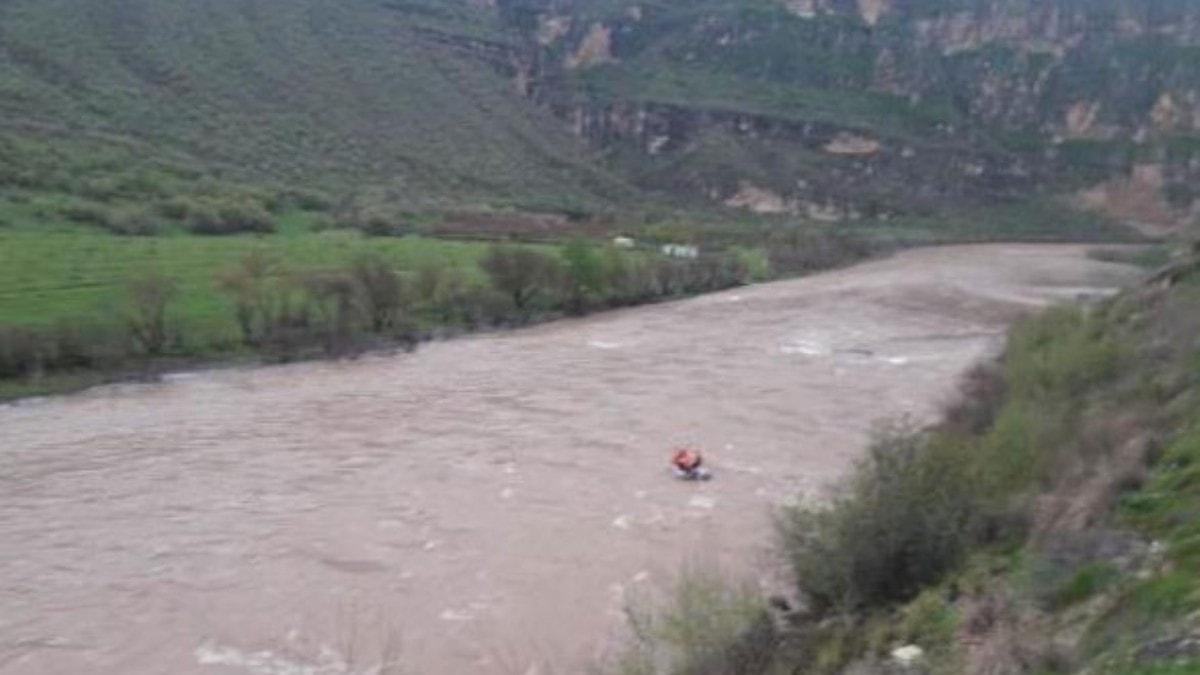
671;448;710;480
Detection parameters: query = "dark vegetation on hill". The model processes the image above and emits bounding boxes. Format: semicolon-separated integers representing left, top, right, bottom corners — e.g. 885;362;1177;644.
608;250;1200;674
0;0;1195;236
516;0;1200;234
2;1;1199;669
2;0;1196;396
0;0;633;214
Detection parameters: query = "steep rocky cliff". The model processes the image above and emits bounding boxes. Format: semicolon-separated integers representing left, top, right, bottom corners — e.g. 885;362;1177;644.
490;0;1200;229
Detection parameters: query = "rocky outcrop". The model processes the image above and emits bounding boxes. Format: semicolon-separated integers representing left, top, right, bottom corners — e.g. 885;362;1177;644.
857;0;888;27
1064;101;1102;139
1077;164;1195;236
557;97;1039;217
781;0;831;19
537;15;571;46
566;24;614;69
486;0;1200;222
725;183;792;214
824;133;881;156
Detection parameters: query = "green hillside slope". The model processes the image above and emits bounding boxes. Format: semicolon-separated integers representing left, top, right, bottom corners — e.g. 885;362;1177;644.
3;0;1197;236
0;0;631;212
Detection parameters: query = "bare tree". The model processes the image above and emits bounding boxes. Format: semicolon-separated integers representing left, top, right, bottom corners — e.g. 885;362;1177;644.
349;254;408;333
125;272;179;355
480;244;563;315
302;270;361;355
217;250;278;345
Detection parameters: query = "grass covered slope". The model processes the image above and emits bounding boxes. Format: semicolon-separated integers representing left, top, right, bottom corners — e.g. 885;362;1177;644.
0;0;630;212
609;251;1200;674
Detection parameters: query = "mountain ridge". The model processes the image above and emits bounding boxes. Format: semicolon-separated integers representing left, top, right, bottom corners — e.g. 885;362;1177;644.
0;0;1197;235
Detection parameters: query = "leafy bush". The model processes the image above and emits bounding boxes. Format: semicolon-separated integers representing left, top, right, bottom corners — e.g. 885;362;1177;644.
731;247;771;283
279;189;332;212
0;326;42;379
941;363;1007;436
612;567;777;675
358;211;406;237
217;251;284;346
778;425;981;612
43;319;128;371
602;249;660;306
59;200;115;227
966;306;1130;493
1004;306;1126;401
105;208;163;236
334;207;410;236
77;176;123;202
349;254;412;333
766;231;872;275
255;295;322;361
300;269;365;356
124;272;179;354
156;196;198;220
1053;562;1120;608
480;244;565;315
187;200;277;235
61;201;161;235
897;588;958;651
563;239;607;313
0;320;130;379
975;400;1072;495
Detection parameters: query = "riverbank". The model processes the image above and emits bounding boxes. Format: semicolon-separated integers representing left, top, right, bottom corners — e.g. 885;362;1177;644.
0;230;872;402
608;253;1199;675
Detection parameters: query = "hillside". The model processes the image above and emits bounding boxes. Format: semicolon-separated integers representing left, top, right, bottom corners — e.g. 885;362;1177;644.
0;0;632;214
518;0;1200;233
0;0;1197;237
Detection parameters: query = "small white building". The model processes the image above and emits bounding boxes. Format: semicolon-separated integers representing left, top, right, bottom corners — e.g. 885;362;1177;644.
612;236;636;249
660;243;699;259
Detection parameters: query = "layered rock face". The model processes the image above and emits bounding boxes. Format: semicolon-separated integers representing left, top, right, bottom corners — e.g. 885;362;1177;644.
488;0;1200;226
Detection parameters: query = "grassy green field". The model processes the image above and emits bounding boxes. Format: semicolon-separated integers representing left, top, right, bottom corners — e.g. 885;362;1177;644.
1;213;834;400
0;224;539;399
0;226;490;336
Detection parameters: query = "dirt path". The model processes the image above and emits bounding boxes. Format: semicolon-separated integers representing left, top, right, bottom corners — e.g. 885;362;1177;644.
0;245;1140;674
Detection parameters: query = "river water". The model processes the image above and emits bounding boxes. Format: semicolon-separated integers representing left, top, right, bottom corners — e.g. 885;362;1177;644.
0;245;1140;674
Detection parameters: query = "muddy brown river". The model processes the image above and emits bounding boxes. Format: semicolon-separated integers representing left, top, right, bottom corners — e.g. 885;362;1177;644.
0;245;1140;674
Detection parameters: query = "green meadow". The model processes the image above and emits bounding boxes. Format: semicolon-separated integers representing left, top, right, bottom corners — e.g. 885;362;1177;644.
0;226;489;337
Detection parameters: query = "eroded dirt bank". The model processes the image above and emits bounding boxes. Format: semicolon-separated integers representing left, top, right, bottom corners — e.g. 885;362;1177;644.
0;245;1141;674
